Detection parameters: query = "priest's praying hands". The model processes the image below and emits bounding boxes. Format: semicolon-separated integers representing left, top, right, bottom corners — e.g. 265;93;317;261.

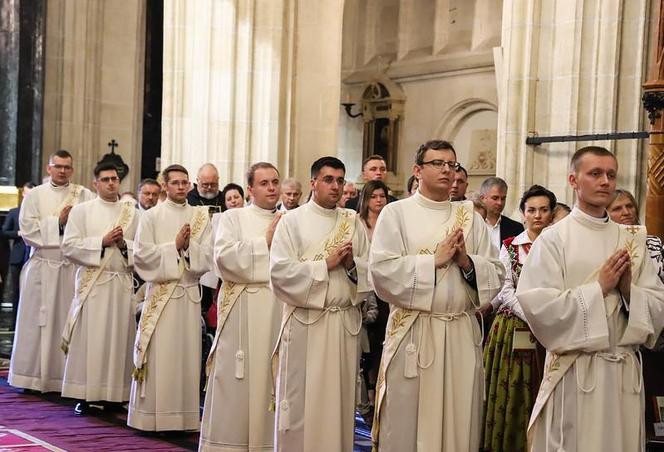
434;228;471;271
59;204;73;227
176;223;191;251
102;226;124;248
326;240;353;271
598;248;631;298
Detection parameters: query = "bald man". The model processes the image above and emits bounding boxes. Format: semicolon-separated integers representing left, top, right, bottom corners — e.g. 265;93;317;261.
279;178;303;211
187;163;224;216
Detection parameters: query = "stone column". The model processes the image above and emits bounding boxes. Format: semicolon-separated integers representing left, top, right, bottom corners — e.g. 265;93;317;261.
643;0;664;238
496;0;651;213
42;0;146;190
161;0;345;187
0;0;19;186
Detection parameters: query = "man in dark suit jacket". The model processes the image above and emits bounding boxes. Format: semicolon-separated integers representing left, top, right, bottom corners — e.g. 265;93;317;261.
479;176;524;251
345;154;397;211
2;183;34;328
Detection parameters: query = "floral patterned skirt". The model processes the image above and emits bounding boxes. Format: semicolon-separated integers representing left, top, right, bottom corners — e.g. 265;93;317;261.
482;310;545;452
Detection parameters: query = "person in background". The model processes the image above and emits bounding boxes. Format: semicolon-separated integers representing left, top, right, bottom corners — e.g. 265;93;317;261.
356;179;390;426
552;202;571;223
279;178;303;211
137;179;161;211
188;163;225;216
482;184;556;452
120;191;137;206
2;182;35;328
345;155;396;210
221;183;245;211
479;177;524;252
339;181;358;207
449;165;469;201
406;175;418;197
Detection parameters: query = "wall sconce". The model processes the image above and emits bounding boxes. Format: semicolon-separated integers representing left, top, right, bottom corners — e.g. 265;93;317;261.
341;102;363;118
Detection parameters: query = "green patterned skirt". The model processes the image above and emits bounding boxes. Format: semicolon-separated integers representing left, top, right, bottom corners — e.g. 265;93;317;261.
482;309;545;452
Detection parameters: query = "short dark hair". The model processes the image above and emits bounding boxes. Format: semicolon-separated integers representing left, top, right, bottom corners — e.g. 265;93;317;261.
358;180;389;223
570;146;617;173
407;175;418;194
221;183;245;211
311;156;345;179
456;164;468;178
362;154;386;170
49;149;73;164
137;178;160;193
162;164;189;183
519;184;557;212
246;162;279;187
22;182;35;190
415;140;457;165
93;162;118;178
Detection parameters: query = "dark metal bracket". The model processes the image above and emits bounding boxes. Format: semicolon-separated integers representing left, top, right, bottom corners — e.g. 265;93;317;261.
526;131;649;145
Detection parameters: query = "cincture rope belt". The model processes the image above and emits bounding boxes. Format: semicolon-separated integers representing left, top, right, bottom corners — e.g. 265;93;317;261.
410;311;479;370
33;255;71;269
94;270;134;290
547;349;642;452
169;283;203;303
291;305;362;336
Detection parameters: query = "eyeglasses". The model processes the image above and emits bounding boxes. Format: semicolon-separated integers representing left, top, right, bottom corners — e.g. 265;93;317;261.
49;164;73;171
199;182;219;189
98;176;120;183
316;176;346;186
420;160;460;171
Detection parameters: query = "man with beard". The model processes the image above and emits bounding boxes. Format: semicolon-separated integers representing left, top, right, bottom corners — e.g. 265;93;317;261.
187;163;224;216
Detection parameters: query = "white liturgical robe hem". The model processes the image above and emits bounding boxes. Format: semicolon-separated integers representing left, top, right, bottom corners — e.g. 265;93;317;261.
9;183;94;392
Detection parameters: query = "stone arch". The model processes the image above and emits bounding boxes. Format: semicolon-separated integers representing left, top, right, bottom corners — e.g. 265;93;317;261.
434;98;497;140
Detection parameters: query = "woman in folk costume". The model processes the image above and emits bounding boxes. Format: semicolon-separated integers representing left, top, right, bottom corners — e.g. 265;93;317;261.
482;185;556;452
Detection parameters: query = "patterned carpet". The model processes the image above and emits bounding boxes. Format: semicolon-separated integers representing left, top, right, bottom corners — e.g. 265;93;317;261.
0;371;372;451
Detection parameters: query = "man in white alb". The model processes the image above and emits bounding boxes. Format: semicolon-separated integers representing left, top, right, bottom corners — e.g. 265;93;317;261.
9;149;94;392
517;146;664;452
200;162;283;451
369;140;504;451
60;162;138;415
128;164;212;432
270;156;371;452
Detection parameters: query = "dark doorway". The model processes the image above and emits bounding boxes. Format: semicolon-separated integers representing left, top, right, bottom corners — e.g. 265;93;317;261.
140;0;163;180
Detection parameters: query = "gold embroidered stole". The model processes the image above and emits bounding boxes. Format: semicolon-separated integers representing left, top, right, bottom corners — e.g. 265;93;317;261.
60;201;136;354
52;184;84;217
269;208;357;408
526;223;646;442
371;200;474;447
132;206;209;383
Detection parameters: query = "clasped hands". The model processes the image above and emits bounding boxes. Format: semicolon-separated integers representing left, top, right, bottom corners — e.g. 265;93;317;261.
326;240;355;271
102;226;126;250
598;248;631;301
434;228;472;272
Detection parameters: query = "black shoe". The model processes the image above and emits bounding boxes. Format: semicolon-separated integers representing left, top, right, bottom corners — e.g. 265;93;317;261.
74;401;89;416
